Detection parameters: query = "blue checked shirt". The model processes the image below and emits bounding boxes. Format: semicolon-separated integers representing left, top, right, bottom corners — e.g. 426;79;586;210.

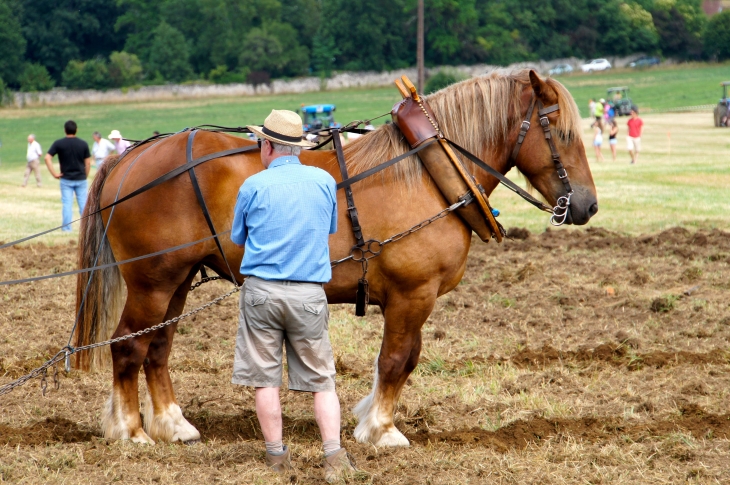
231;156;338;283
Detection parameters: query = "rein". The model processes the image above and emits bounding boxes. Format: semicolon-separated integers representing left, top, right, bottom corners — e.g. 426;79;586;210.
509;94;574;226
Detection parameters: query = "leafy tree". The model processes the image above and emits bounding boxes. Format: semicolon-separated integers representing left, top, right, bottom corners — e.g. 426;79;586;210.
0;0;26;86
425;69;467;94
208;64;249;84
108;51;143;87
320;0;413;71
147;21;194;82
704;10;730;60
652;0;705;59
116;0;162;67
18;63;55;92
239;27;286;75
62;58;110;90
311;30;340;77
22;0;126;81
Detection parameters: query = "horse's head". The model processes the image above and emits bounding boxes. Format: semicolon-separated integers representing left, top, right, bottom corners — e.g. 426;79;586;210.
510;71;597;225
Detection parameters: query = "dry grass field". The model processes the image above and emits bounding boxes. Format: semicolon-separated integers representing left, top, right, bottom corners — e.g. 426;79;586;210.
1;225;730;484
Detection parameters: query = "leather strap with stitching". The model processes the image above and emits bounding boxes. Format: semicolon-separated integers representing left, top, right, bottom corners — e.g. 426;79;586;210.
332;129;365;247
185;130;238;283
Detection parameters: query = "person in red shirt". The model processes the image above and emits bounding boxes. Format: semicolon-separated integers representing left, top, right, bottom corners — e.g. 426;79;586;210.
626;107;643;164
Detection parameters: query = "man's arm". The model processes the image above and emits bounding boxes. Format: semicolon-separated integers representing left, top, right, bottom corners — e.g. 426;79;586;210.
44;153;62;179
231;189;249;248
328;180;338;234
85;157;92;176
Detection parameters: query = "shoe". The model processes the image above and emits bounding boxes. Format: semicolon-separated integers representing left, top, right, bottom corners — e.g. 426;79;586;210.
265;445;294;473
324;448;357;483
265;445;294;472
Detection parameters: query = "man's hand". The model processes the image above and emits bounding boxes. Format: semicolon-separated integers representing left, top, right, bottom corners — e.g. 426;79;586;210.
44;154;61;179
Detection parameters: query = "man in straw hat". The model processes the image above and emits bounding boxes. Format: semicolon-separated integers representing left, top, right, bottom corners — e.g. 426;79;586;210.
231;109;356;481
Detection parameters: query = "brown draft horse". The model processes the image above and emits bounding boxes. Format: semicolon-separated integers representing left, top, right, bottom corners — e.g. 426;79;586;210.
75;70;597;446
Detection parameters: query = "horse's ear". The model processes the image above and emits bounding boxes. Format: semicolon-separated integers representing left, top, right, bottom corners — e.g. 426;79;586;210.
529;70;558;104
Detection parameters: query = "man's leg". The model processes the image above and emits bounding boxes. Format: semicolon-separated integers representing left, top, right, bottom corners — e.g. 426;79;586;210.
75;180;88;216
314;390;341;444
255;387;283;445
22;161;32;187
60;179;73;231
31;159;42;186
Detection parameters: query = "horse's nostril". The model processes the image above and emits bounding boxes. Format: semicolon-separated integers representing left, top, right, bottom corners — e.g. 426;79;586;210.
588;203;598;217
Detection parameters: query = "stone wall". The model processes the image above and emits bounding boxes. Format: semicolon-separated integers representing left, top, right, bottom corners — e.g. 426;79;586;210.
10;55;651;108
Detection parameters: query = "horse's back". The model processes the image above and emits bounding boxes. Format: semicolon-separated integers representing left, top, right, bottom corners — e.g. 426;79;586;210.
98;131;259;267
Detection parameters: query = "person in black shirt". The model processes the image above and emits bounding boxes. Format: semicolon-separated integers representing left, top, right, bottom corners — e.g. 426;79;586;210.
45;120;92;232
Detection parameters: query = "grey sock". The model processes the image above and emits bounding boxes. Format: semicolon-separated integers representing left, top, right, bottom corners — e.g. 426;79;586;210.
265;441;285;455
323;439;341;457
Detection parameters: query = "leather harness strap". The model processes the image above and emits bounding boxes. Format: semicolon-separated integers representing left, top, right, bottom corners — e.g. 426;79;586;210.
186;130;238;284
510;95;537;163
332;129;365;247
537;101;574;195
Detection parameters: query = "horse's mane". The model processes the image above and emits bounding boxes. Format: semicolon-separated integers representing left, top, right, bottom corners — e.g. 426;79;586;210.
343;70;582;186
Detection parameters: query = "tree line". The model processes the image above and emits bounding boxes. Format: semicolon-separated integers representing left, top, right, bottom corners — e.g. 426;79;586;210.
0;0;727;93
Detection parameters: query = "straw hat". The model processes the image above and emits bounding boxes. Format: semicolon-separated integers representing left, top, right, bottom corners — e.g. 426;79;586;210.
247;110;314;148
108;129;123;140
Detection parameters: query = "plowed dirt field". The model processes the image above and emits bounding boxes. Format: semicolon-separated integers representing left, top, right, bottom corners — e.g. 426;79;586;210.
2;226;730;484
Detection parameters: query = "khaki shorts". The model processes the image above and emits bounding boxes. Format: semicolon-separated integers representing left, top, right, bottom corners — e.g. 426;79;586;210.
232;276;335;392
627;136;641;152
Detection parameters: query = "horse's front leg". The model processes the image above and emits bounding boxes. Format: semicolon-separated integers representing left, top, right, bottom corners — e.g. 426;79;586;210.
353;286;437;447
142;270;201;443
101;288;174;444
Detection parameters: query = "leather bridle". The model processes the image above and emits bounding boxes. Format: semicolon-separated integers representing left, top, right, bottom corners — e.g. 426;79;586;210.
510;93;574;226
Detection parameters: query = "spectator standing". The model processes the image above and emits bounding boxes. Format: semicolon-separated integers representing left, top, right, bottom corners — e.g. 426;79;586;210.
594;99;604;122
608;120;619;161
231;110;356;482
23;134;43;187
44;120;91;232
109;130;131;155
592;120;604;162
92;131;116;168
588;98;596;119
627;107;643;164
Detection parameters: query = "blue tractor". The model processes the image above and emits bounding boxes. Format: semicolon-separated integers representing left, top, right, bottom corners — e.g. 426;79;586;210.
298;104;341;132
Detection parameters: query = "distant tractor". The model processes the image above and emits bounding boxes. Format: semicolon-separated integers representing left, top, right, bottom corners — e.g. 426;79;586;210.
607;86;633;116
714;82;730;127
298;104;341;132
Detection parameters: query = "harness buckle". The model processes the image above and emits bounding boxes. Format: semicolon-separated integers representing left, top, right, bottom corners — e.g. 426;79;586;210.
557;168;568;179
520;120;531;132
539;116;550;128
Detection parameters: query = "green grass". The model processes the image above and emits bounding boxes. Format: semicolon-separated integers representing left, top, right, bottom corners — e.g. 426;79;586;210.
0;63;728;243
558;62;730;117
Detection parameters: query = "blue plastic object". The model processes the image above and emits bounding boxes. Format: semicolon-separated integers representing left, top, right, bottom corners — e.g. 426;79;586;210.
491;208;500;217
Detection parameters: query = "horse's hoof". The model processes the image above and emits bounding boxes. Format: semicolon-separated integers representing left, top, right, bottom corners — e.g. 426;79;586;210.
130;429;156;445
374;427;410;447
184;438;201;446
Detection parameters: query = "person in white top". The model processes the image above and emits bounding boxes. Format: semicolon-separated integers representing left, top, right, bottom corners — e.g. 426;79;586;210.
23;134;43;187
109;129;131;155
92;131;116;168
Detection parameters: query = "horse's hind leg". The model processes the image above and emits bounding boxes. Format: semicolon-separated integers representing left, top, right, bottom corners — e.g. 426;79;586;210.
142;269;201;443
353;287;437;447
101;287;175;444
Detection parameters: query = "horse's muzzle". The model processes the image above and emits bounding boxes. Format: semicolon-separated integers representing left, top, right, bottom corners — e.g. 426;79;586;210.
565;189;598;226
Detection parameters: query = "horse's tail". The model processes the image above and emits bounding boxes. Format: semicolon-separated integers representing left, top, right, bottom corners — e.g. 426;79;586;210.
74;155;125;371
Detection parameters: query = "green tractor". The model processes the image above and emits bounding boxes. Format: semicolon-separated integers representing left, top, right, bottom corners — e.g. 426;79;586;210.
607;86;633;116
713;81;730;127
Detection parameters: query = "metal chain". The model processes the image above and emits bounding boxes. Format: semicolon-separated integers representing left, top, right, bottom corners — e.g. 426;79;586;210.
330;199;465;268
0;286;239;398
381;200;465;246
2;201;465;397
190;276;222;291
